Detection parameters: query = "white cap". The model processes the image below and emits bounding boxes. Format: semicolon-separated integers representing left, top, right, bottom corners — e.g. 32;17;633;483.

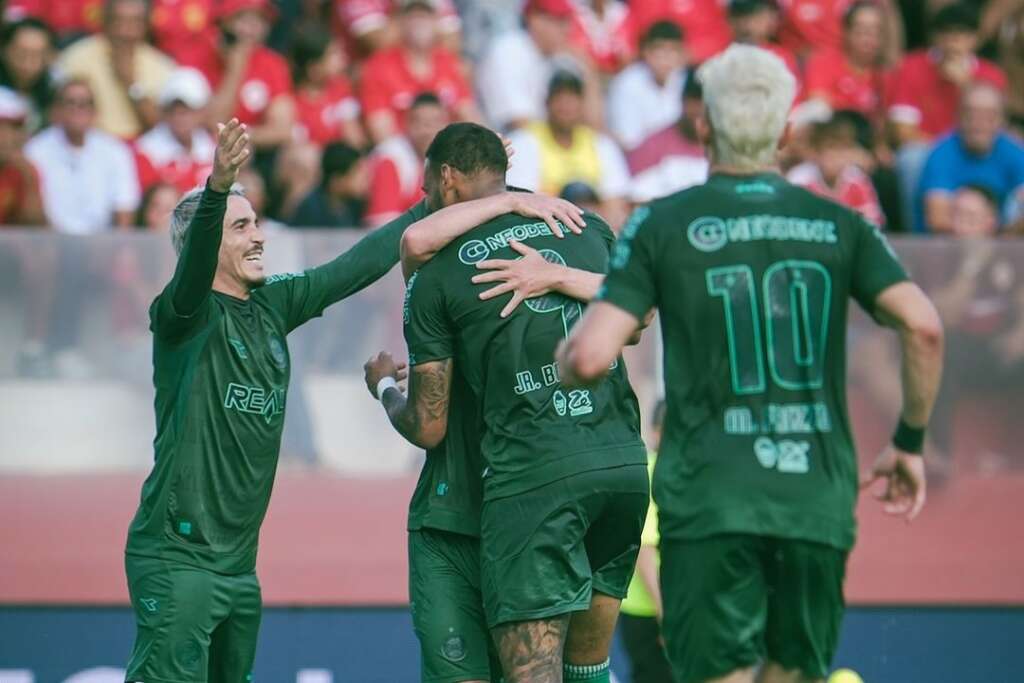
0;87;28;122
158;68;211;110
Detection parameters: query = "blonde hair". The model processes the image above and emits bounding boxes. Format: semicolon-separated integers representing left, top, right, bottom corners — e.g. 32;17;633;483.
170;183;246;255
698;44;797;171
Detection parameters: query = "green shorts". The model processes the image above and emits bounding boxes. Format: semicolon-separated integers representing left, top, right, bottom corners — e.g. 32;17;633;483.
409;529;502;682
480;464;649;628
124;554;261;683
660;534;847;683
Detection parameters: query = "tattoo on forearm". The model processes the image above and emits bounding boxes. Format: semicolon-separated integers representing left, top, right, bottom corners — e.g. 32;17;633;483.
493;616;570;683
386;359;452;447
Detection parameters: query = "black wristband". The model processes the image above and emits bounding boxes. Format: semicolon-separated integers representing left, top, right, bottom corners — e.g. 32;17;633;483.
892;419;925;454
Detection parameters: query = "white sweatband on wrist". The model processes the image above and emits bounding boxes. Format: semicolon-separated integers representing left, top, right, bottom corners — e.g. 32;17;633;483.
376;376;399;400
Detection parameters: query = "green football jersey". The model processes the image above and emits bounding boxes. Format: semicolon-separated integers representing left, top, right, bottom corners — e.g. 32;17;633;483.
126;187;425;575
407;368;485;537
404;210;646;501
598;173;908;551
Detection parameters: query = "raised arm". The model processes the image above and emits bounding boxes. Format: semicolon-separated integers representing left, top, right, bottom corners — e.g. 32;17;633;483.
860;281;944;522
557;301;642;387
167;119;250;317
399;191;587;280
364;352;452;450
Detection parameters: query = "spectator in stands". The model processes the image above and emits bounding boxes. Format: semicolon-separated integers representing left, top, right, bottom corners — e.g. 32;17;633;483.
890;3;1007;233
134;68;215;195
135;181;180;232
917;83;1024;233
331;0;396;60
477;0;600;132
728;0;800;78
0;18;56;133
628;0;731;64
627;70;707;204
788;111;886;226
360;0;478;144
803;1;889;121
950;184;1001;237
559;180;602;215
778;0;902;62
4;0;102;44
202;0;294;151
366;91;448;226
0;88;44;226
889;3;1006;147
290;22;365;149
57;0;175;140
149;0;217;71
25;78;141;233
606;20;686;152
506;71;630;229
571;0;633;74
994;1;1024;136
289;142;369;228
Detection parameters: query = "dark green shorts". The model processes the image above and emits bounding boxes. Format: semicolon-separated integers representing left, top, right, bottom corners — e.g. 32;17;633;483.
124;554;261;683
480;464;649;628
409;529;502;682
660;534;847;683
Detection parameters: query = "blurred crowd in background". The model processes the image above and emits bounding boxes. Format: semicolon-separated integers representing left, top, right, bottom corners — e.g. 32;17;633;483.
0;0;1021;239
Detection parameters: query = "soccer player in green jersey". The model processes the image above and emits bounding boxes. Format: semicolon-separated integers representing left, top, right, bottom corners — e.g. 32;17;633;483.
366;122;649;683
122;117;583;683
558;45;946;683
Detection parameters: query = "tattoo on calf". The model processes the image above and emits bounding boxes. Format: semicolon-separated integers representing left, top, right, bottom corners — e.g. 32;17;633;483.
494;616;570;683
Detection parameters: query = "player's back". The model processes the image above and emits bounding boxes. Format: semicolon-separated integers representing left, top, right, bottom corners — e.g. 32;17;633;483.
608;172;907;550
405;211;645;500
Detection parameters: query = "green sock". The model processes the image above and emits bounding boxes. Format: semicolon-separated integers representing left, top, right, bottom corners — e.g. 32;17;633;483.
564;659;610;682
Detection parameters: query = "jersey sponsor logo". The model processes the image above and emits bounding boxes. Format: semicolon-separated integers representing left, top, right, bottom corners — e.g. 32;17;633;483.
228;338;249;360
263;271;307;285
223;382;286;424
687;215;839;252
139;598;158;613
457;222;560;265
753;436;810;474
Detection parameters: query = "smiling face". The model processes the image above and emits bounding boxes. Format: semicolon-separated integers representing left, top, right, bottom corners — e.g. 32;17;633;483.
218;194;266;291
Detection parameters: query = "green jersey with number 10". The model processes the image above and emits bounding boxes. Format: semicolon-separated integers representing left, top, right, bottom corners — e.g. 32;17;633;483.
404;211;646;501
598;173;908;551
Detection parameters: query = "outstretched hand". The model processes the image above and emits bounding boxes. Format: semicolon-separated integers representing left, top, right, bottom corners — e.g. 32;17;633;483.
472;240;560;318
209;119;251;193
507;192;586;238
860;445;927;522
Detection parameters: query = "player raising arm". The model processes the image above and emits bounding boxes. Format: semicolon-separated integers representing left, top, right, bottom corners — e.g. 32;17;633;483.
558;45;944;683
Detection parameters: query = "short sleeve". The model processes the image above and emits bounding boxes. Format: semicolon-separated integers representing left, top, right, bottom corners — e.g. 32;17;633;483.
403;266;455;366
595;205;659;321
917;143;957;195
850;215;909;314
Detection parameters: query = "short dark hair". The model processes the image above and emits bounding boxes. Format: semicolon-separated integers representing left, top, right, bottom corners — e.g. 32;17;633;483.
410;91;443;111
728;0;777;18
103;0;151;24
930;2;979;35
812;109;874;150
959;183;1000;212
640;20;683;47
425;122;507;178
1;17;56;50
682;67;703;101
842;0;880;31
547;70;584;99
289;22;332;85
321;142;362;184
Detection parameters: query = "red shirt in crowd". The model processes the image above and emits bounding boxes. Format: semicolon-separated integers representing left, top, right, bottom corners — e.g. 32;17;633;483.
778;0;852;56
804;48;888;118
570;2;634;73
788;162;885;227
761;42;802;84
628;0;732;64
0;161;39;224
196;46;293;126
5;0;102;37
150;0;217;71
359;45;472;129
294;78;360;147
888;50;1007;138
134;124;215;193
332;0;460;60
366;135;423;225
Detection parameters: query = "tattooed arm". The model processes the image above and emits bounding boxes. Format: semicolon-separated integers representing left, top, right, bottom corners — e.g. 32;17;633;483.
365;352;452;449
